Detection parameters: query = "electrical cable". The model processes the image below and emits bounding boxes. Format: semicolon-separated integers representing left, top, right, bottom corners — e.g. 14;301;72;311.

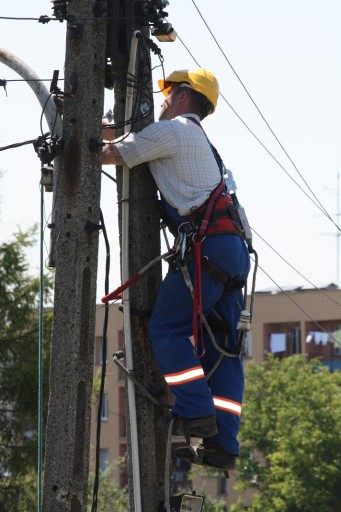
0;137;45;151
0;15;134;22
40;92;59;138
101;169;117;183
176;34;340;234
252;227;341;309
153;32;341;348
254;258;341;347
0;78;65;82
103;72;154;131
190;0;340;234
91;209;110;512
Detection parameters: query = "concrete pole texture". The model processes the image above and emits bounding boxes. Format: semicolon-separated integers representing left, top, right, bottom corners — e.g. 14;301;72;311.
42;1;107;511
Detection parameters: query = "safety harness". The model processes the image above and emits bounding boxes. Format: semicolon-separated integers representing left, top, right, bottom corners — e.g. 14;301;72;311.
160;117;250;357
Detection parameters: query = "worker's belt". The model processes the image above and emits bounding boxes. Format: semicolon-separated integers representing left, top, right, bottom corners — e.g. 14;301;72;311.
190;193;243;238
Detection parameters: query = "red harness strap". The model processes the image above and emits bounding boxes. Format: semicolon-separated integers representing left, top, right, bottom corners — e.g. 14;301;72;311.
192;238;205;356
191;180;226;356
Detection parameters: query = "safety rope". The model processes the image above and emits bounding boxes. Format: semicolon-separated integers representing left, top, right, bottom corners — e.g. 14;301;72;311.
101;251;173;303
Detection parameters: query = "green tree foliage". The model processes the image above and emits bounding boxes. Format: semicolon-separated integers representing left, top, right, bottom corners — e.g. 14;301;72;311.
230;355;341;512
87;460;129;512
0;230;53;510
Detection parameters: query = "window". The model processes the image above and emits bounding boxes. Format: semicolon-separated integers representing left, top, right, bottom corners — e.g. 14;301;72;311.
96;336;107;365
119;387;127;437
332;326;341;355
269;333;286;353
289;326;301;354
99;448;109;473
266;324;301;357
172;451;192;493
101;393;109;421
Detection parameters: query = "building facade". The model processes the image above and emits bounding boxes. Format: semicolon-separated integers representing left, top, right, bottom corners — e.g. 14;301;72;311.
250;284;341;369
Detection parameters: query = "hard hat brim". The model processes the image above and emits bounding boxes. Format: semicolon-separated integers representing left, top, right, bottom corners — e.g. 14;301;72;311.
158;79;172;97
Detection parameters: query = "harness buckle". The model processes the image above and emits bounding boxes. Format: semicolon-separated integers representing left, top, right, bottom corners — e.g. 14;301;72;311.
178;221;195;237
192;232;206;244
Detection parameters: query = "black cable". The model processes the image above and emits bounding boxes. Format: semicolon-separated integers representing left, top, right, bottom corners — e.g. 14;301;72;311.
252;227;341;309
175;30;341;344
0;15;134;22
255;259;341;347
176;34;341;232
40;92;54;137
190;0;340;234
104;72;153;130
91;209;110;512
0;78;65;82
0;137;41;151
101;169;117;183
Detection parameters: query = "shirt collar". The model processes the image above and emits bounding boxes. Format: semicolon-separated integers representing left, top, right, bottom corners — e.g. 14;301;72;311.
180;113;201;122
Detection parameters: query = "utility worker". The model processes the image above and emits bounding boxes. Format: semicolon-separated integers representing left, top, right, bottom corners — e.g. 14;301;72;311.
102;68;250;472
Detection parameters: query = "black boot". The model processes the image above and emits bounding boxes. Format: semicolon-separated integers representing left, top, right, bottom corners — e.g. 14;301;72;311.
157;412;218;438
175;441;236;471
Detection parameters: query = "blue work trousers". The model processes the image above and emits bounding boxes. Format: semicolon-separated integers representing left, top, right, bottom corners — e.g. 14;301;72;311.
148;233;250;455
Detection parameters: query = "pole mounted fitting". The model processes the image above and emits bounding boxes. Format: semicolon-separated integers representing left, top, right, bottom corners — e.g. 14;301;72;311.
51;0;68;21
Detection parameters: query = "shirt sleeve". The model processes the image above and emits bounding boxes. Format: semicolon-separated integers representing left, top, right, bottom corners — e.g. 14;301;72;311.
114;121;178;168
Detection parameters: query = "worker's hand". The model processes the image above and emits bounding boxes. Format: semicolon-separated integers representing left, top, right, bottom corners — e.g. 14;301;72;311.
102;119;116;141
102;142;124;166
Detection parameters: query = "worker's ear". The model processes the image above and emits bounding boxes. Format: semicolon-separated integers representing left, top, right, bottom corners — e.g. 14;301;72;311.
177;89;191;105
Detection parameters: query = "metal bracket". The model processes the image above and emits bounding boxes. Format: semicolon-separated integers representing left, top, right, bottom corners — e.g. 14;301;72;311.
113;351;169;408
224;168;237;193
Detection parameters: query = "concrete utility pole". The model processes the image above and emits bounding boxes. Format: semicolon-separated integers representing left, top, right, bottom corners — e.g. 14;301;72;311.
111;1;167;510
42;1;107;511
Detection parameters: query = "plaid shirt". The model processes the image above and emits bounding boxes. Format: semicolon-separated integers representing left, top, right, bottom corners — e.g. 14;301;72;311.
115;114;221;216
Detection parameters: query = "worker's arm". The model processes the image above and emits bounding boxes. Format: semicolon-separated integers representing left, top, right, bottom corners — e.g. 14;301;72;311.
102;118;125;165
102;143;124;166
102;118;116;141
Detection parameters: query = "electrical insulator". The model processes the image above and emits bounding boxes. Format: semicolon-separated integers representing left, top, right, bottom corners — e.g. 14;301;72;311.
51;0;68;21
237;310;251;331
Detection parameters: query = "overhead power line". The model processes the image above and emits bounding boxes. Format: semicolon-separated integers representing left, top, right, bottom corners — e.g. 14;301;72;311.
177;34;337;224
0;137;43;151
0;15;134;22
189;0;340;235
0;78;64;82
175;20;341;324
255;260;341;347
252;227;341;309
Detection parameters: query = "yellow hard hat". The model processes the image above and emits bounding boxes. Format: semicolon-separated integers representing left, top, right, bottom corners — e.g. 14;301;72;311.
158;68;219;113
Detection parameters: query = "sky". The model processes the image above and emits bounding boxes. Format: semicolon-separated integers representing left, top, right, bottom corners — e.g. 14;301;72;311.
0;0;341;304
